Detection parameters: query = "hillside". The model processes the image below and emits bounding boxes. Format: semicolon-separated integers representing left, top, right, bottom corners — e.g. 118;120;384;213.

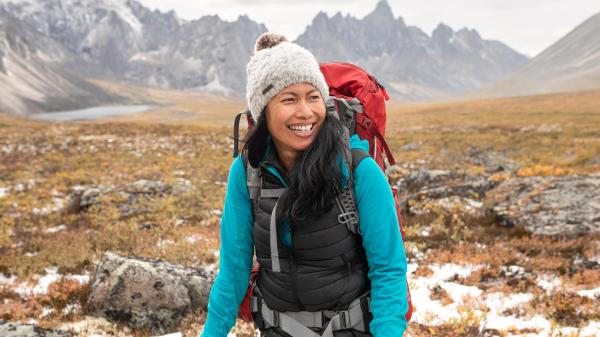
479;12;600;97
0;10;122;115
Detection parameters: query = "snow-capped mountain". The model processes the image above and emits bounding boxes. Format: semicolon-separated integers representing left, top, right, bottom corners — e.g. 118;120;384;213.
0;8;122;115
479;12;600;97
0;0;267;96
295;1;529;100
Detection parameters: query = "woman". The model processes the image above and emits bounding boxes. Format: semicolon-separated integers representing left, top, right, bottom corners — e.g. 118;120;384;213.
201;33;408;337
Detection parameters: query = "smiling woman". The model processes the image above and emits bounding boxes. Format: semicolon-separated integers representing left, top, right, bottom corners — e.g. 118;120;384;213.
200;32;408;337
266;83;326;173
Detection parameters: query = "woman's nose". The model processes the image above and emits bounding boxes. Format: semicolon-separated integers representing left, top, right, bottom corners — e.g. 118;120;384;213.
295;99;313;118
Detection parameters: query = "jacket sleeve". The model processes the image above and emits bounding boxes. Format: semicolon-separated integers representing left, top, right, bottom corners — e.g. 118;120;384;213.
201;156;254;337
353;156;409;337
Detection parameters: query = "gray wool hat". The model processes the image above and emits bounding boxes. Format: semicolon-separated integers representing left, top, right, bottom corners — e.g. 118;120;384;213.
246;33;329;121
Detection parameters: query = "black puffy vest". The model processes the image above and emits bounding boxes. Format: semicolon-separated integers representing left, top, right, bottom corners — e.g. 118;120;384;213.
252;152;370;312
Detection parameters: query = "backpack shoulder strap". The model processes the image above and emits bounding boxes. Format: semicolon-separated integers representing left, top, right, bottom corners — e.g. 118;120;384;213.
242;153;261;201
351;148;370;172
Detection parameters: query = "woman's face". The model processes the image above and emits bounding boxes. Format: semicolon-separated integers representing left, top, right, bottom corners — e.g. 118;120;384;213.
266;82;326;156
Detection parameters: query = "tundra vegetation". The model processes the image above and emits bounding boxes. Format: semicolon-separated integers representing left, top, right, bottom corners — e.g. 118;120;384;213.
0;85;599;337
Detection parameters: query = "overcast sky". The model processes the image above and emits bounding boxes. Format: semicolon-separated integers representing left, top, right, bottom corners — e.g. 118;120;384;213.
137;0;600;57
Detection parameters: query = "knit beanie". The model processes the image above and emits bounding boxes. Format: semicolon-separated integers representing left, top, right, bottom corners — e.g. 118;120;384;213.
246;32;329;121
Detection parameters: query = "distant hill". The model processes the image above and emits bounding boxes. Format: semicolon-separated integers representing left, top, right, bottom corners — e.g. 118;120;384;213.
0;9;122;115
478;12;600;97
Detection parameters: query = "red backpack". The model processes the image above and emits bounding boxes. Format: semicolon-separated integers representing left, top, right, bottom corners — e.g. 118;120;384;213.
233;62;413;323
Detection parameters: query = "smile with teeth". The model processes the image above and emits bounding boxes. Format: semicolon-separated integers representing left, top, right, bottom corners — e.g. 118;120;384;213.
287;123;315;135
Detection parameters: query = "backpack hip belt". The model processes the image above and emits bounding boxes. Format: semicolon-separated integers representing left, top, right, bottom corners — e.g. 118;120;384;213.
251;288;371;337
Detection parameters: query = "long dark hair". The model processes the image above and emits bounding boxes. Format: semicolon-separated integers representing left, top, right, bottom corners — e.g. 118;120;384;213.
243;108;345;224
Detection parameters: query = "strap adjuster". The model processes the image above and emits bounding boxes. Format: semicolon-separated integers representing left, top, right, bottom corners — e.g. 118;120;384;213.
338;211;357;224
339;311;348;329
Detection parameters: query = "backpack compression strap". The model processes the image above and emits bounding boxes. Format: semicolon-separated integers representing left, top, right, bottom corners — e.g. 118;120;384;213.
335;144;370;235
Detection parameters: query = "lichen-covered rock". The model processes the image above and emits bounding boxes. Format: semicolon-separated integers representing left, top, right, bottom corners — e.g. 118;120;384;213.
87;252;215;334
66;179;193;215
0;322;72;337
396;169;497;215
396;168;455;193
485;175;600;235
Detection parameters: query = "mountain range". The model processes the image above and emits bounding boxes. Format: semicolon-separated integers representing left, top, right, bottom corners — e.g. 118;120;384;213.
0;0;598;116
296;1;528;99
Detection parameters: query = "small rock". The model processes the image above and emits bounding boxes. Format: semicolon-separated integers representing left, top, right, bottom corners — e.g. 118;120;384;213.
0;322;72;337
401;143;421;151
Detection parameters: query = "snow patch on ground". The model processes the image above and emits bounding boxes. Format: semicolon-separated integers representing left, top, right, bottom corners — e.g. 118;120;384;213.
46;224;67;233
577;286;600;299
13;267;90;297
484;292;532;313
32;197;64;215
186;234;203;244
0;186;9;198
484;314;550;333
536;273;562;293
406;262;599;336
156;333;182;337
408;263;484;325
580;322;600;337
0;273;16;285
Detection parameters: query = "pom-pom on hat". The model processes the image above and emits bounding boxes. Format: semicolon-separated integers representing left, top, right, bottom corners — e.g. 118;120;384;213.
246;32;329;121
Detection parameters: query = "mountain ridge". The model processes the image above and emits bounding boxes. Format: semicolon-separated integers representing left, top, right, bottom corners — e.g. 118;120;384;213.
474;11;600;98
0;0;536;115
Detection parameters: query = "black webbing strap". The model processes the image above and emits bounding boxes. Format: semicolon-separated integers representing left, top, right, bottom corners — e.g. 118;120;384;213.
233;109;253;158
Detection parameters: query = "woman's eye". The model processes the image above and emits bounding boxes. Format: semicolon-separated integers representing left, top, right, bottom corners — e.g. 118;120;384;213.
282;98;294;103
309;95;320;100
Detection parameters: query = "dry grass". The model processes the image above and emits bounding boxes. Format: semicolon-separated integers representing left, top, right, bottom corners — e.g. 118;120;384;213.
386;90;600;172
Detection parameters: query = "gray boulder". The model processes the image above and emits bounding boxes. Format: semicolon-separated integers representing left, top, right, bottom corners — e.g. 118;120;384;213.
396;169;497;214
87;252;215;334
485;175;600;235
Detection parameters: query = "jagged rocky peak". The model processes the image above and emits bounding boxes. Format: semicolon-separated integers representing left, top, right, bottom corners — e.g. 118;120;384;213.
456;27;482;40
311;11;329;26
365;0;395;21
236;14;252;23
432;22;454;42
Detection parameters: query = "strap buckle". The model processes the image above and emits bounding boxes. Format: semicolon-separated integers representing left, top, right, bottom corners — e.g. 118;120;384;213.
272;310;280;327
338;211;357;224
339;311;348;329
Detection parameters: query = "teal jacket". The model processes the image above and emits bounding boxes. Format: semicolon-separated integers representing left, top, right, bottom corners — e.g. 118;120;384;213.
201;135;408;337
